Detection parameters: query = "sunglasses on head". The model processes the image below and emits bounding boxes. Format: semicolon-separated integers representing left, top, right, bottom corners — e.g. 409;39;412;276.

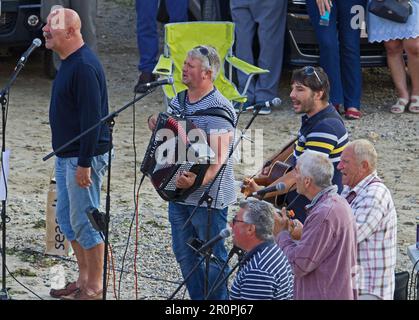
303;66;322;84
194;45;211;66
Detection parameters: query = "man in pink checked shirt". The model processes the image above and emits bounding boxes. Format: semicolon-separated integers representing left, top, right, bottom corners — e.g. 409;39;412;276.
338;139;397;300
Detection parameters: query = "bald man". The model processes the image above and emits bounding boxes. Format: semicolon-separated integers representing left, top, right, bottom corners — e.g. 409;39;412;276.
43;8;110;300
41;0;97;76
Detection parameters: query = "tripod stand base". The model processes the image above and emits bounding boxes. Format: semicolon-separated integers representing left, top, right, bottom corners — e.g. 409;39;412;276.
0;288;11;300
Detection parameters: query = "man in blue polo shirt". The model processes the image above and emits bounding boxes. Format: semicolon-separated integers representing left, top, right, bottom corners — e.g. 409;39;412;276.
244;66;348;222
43;8;110;300
230;199;293;300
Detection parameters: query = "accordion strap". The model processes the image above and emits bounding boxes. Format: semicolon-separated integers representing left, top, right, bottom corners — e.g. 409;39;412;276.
177;90;235;128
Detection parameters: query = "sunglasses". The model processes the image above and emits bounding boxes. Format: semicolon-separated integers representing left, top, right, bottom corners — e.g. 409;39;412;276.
194;45;211;66
303;66;322;84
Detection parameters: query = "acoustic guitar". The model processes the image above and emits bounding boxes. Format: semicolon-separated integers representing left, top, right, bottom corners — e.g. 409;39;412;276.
241;138;296;206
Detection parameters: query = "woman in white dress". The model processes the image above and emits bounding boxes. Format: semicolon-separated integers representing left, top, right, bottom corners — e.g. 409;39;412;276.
368;0;419;113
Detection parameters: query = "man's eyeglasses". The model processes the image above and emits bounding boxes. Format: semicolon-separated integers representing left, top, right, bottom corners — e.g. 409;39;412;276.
194;45;211;66
303;66;322;84
232;215;247;226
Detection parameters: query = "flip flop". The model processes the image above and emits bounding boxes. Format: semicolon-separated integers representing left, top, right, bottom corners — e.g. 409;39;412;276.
408;95;419;113
344;109;361;120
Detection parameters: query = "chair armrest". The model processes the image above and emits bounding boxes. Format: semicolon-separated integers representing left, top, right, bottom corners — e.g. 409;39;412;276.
226;56;269;76
153;55;173;76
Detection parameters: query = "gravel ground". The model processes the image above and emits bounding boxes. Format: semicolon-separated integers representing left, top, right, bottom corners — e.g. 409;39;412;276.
0;0;418;300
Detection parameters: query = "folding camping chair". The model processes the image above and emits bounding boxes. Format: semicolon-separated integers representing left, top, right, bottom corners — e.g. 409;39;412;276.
152;21;269;108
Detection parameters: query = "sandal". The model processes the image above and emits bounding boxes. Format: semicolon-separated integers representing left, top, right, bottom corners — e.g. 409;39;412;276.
408;95;419;113
344;109;361;120
49;281;78;298
61;288;103;300
390;97;409;114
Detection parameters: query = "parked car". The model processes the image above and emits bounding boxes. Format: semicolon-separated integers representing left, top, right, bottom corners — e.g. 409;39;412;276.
0;0;57;78
183;0;387;68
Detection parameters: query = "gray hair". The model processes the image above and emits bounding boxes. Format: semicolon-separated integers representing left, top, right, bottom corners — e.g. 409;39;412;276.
239;199;275;241
188;45;221;81
297;150;333;189
346;139;377;171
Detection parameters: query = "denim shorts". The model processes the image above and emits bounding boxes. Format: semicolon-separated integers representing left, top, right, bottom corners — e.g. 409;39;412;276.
55;153;109;249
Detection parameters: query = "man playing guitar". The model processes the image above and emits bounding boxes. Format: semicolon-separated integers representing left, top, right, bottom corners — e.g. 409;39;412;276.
243;66;349;223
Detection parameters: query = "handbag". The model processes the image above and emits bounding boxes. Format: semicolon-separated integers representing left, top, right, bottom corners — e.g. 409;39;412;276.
368;0;413;23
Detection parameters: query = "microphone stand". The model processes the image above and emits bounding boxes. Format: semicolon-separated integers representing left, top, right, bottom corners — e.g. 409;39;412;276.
181;105;264;299
168;242;222;300
205;246;245;300
0;56;32;301
43;88;156;300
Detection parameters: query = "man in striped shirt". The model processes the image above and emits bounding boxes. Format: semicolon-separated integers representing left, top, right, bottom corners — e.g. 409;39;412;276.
230;200;294;300
147;46;236;300
244;66;348;222
338;139;397;300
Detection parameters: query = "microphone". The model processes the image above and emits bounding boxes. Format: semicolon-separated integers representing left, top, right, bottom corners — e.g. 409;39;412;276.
197;227;231;254
18;38;42;66
86;207;107;232
136;77;174;91
245;97;282;111
251;182;286;197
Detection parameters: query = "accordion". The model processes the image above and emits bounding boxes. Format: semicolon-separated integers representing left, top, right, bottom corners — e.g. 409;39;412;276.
141;112;215;202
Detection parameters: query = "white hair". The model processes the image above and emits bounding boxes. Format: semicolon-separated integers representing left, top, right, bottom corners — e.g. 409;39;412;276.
346;139;377;171
297;150;333;188
188;45;221;81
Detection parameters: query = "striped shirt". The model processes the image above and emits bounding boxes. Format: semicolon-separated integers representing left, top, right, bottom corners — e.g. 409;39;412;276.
293;104;348;190
341;172;397;300
230;241;294;300
170;88;237;209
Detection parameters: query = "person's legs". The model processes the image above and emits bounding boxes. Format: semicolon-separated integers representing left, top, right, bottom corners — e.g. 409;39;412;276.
66;154;108;298
168;202;205;299
84;242;104;294
71;0;98;53
252;0;287;103
386;39;409;98
136;0;159;73
404;37;419;96
69;241;88;288
230;0;257;105
166;0;188;22
336;0;364;111
306;0;343;106
404;37;419;113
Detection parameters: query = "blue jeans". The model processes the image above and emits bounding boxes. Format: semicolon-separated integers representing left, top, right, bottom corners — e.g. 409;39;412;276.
306;0;366;109
168;202;230;300
135;0;188;72
55;153;108;249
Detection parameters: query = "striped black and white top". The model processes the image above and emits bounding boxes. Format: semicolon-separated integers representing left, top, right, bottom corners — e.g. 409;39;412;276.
230;241;294;300
170;88;237;209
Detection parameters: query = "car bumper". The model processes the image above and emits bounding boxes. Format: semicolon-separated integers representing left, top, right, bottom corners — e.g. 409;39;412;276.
285;10;387;67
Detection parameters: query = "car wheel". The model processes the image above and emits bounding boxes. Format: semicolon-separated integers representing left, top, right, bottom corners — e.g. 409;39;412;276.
43;50;59;79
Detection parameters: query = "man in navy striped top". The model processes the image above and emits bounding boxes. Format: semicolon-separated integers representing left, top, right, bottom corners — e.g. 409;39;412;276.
230;200;293;300
244;66;348;223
